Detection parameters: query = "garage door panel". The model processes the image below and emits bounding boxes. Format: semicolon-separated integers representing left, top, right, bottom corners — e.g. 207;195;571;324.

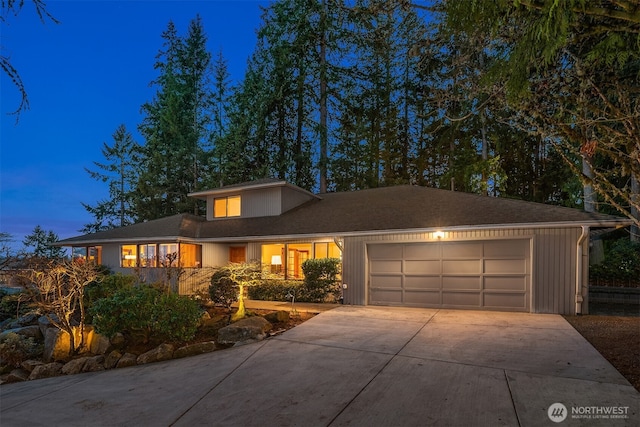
370;275;402;288
370;260;402;274
370;289;403;304
368;244;403;259
404;291;441;305
442;292;481;306
405;260;440;274
403;244;440;259
484;293;527;309
442;243;482;258
484;259;526;274
405;275;441;289
443;276;481;290
443;260;481;274
484;276;527;291
484;240;528;258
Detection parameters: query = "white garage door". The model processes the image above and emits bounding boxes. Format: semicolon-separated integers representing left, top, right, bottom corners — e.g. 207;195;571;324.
368;239;530;311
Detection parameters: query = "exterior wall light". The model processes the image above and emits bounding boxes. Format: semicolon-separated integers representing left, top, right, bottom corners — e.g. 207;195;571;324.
434;231;445;239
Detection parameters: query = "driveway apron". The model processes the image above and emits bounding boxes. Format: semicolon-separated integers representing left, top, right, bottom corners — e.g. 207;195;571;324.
1;306;638;426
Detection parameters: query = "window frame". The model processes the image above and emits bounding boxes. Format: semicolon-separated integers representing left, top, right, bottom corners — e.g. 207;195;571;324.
213;195;241;218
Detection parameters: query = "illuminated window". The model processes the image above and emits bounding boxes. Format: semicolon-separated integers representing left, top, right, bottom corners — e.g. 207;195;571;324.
139;244;156;267
159;243;179;267
214;195;241;218
121;245;137;268
261;243;312;279
314;242;341;259
180;244;202;268
287;243;310;279
88;246;102;264
262;244;284;276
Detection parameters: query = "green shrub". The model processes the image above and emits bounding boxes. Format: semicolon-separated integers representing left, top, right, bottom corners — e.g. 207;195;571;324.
209;269;239;309
0;290;34;322
301;258;341;302
591;239;640;285
248;279;304;301
90;285;202;343
84;273;137;323
0;333;43;368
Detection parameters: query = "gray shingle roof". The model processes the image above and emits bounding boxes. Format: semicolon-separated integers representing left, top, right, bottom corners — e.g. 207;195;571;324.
58;185;631;245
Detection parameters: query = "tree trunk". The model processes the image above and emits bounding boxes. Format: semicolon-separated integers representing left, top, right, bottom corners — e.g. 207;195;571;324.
631;172;639;242
232;284;246;321
319;0;328;193
582;155;596;213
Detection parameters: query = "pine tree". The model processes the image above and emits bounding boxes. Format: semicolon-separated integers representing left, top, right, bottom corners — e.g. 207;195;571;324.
82;124;138;233
22;225;65;259
136;17;214;220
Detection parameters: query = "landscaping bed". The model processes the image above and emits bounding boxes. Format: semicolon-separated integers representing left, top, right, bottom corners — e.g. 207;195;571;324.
564;314;640;391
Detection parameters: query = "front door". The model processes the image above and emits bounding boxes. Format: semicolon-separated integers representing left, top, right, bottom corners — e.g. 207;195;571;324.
229;246;246;263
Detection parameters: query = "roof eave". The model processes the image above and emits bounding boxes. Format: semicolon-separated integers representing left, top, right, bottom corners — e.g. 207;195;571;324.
169;219;634;243
188;181;321;200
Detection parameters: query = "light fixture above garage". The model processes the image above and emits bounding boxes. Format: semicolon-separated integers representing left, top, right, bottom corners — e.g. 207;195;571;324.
434;231;445;239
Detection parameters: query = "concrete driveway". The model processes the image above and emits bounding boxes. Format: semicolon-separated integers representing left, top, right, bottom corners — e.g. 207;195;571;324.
1;306;638;426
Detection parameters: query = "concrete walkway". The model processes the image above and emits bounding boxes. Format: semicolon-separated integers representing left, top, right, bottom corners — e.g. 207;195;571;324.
1;306;638;426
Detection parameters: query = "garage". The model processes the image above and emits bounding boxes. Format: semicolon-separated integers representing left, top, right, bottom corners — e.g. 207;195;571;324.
368;239;531;311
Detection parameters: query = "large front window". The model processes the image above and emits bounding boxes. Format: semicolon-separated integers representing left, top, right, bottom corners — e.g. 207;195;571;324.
120;243;201;268
214;195;241;218
121;245;137;268
261;242;341;279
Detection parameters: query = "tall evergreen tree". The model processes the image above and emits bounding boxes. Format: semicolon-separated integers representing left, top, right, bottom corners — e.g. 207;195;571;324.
82;124;138;233
136;16;214;220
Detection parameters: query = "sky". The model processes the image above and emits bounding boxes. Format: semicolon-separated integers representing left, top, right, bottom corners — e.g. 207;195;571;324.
1;0;270;252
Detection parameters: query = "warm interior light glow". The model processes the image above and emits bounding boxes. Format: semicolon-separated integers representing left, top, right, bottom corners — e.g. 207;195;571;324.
434;231;445;239
271;255;282;265
124;254;137;260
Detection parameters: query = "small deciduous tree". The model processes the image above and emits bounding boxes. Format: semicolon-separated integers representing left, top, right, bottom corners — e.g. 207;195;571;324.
210;262;262;321
25;260;102;356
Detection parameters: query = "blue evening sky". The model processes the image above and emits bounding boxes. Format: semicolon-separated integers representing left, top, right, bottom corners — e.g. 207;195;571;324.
1;0;269;251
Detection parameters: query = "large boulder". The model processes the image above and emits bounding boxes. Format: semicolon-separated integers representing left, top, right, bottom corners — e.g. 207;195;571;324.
174;341;216;359
62;357;88;375
137;343;174;364
88;329;112;355
5;368;29;383
28;362;63;380
264;310;290;323
217;316;272;345
2;313;39;331
0;325;42;341
104;350;123;369
83;355;105;373
21;359;43;373
43;328;72;362
115;353;138;369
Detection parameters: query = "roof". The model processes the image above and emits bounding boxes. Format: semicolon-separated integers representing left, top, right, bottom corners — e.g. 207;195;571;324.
188;178;319;201
58;185;632;245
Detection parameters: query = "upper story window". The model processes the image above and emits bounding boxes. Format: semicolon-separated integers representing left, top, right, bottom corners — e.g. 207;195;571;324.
214;195;241;218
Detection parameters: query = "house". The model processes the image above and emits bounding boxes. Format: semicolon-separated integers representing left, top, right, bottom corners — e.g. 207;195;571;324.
58;178;632;315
